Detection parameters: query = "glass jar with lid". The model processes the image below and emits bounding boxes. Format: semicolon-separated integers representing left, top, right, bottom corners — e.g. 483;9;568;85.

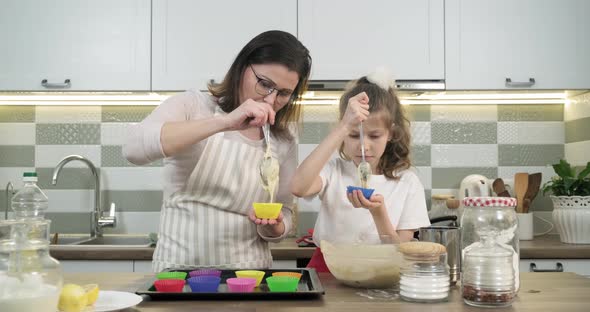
460;197;519;292
462;236;515;307
0;219;62;312
399;241;450;303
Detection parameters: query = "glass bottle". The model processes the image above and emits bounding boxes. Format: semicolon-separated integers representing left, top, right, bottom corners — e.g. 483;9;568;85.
399;241;450;303
429;194;454;220
460;197;519;292
0;219;63;312
11;172;49;220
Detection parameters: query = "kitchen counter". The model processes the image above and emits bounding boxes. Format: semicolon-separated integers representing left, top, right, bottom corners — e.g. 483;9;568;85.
64;272;590;311
50;235;590;261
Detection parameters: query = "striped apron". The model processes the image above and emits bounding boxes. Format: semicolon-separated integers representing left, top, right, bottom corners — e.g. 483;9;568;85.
152;124;274;272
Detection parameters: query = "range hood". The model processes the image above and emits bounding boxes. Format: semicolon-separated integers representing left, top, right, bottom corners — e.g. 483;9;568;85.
307;80;446;91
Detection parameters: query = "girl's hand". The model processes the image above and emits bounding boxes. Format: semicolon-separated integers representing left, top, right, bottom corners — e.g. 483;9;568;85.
224;99;276;131
340;92;370;132
248;209;284;226
347;190;387;215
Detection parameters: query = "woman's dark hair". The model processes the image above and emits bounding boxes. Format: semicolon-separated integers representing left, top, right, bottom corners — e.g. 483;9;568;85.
208;30;312;140
338;77;412;180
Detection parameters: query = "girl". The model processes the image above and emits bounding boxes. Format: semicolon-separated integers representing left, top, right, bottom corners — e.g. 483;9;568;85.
290;70;430;272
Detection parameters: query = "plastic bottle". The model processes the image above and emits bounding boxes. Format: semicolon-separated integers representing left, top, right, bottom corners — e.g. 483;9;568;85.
11;172;49;220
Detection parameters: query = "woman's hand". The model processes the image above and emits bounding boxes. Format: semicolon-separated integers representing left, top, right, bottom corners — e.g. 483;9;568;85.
223;99;276;131
248;209;284;226
339;92;370;132
347;190;387;215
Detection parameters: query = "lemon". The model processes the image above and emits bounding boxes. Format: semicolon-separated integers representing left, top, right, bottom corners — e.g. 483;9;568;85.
83;283;100;306
58;283;88;312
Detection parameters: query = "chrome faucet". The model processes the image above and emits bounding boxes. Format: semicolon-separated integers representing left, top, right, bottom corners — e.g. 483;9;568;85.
51;155;116;237
4;182;14;219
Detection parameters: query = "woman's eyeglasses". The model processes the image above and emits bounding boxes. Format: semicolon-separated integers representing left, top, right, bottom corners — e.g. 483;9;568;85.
250;65;294;105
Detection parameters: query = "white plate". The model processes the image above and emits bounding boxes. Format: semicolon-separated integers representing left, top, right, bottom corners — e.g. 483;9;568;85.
86;290;143;312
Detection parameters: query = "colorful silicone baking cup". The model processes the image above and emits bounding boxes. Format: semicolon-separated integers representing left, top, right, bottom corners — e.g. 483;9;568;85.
154;279;185;292
156;271;187;280
226;277;257;292
271;271;302;280
253;203;283;219
188;269;222;278
187;276;221;292
266;276;299;292
346;186;375;199
235;270;266;287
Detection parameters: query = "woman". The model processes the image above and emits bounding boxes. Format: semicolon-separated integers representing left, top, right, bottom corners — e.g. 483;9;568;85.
124;30;312;271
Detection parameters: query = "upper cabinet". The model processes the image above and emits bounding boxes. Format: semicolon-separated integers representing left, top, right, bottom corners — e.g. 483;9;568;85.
445;0;590;90
0;0;150;91
152;0;297;91
297;0;444;81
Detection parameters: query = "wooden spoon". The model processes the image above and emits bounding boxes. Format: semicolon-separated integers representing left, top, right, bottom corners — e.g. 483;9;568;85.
523;173;542;213
492;178;510;197
514;173;529;213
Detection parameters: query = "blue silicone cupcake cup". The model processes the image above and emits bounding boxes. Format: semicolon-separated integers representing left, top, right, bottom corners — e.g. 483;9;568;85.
346;186;375;199
187;276;221;293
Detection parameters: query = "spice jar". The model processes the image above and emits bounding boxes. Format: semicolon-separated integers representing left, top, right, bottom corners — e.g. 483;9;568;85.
399;242;450;303
462;238;515;307
460;197;519;292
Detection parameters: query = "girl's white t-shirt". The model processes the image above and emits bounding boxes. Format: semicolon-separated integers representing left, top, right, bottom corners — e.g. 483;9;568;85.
312;157;430;245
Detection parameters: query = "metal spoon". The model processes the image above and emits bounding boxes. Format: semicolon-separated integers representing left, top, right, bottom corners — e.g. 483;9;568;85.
259;124;280;194
357;122;371;188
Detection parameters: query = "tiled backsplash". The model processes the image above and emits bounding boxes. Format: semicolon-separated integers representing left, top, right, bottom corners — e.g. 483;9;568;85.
2;95;588;235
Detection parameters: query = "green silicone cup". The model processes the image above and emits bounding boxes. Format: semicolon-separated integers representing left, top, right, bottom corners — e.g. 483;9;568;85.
157;271;188;280
265;276;299;292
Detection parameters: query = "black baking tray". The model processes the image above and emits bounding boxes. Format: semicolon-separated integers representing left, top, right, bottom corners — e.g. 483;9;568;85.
136;268;325;300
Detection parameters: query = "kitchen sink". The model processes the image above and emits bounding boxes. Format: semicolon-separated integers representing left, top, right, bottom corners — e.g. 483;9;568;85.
51;234;154;247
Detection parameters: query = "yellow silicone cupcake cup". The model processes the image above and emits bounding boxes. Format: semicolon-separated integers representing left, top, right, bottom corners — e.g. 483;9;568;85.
253;203;283;219
235;270;265;287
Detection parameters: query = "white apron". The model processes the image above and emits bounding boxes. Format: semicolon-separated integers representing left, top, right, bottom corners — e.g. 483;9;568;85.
152;117;275;272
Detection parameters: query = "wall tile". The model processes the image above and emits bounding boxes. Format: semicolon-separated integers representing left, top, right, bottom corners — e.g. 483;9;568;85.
565;141;590;167
499;144;564;166
431;122;497;144
102;145;162;167
45;212;91;233
101;123;136;145
432;144;498;167
498;104;563;121
405;105;431;121
0;146;34;167
431;105;497;122
432;167;498;189
0;167;36;187
565;92;590;121
100;167;163;190
35;145;101;168
36;124;100;145
498;122;564;144
102;106;155;122
299;122;333;144
302;105;339;122
102;190;163;212
411;145;431;166
565;117;590;143
411;122;431;145
36;106;101;123
37;167;98;190
0;106;35;122
413;166;431;189
0;123;35;145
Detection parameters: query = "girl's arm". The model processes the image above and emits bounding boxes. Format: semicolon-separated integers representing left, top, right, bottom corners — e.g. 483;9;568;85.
291;92;370;197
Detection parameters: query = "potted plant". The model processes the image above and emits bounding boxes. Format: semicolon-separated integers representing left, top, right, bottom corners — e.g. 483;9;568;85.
542;159;590;244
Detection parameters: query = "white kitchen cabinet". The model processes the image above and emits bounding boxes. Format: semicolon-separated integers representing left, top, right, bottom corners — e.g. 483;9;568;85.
520;259;590;277
0;0;151;91
297;0;444;81
60;260;134;273
445;0;590;90
152;0;297;91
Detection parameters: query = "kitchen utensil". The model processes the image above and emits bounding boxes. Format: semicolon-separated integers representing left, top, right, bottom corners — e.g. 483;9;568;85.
252;202;282;219
157;271;187;280
514;173;529;213
258;124;280;196
189;269;221;278
266;276;299;292
446;199;460;209
187;276;221;292
459;175;491;200
492;178;511;197
226;278;257;292
235;270;265;287
523;173;542;213
418;225;461;286
357;122;371;188
154;279;185;292
346;185;374;199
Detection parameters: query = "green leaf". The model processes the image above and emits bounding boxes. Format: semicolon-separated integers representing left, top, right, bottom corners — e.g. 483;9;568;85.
577;162;590;179
553;159;575;178
563;177;576;196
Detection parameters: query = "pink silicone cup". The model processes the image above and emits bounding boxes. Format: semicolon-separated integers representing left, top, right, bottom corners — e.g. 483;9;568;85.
189;269;222;277
226;277;257;292
154;279;185;292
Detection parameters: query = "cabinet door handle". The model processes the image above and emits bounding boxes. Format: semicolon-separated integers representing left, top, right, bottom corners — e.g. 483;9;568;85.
41;79;71;88
505;78;535;87
529;262;564;272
